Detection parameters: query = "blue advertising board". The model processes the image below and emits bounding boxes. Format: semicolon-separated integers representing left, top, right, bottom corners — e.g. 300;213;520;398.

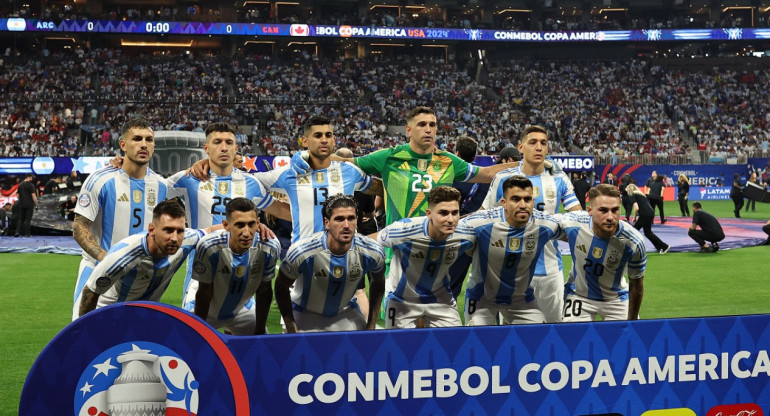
596;164;748;187
20;303;770;415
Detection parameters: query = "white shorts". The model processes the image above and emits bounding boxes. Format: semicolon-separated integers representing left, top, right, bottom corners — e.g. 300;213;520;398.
384;297;461;329
465;296;546;326
562;294;629;322
531;270;565;323
73;258;96;321
206;306;256;335
293;306;366;333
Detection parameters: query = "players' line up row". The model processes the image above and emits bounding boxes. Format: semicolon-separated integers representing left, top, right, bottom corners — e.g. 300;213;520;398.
67;106;654;333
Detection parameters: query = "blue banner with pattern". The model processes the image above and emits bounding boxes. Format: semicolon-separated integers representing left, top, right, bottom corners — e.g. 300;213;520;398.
20;303;770;415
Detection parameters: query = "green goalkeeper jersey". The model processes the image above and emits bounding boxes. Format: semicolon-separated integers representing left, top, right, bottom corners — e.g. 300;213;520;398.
354;143;479;225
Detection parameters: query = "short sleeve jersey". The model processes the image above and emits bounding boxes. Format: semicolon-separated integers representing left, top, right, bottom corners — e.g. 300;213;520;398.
460;208;561;305
376;216;475;305
167;168;274;229
279;232;385;317
481;166;579;276
85;228;204;308
559;211;647;302
354;144;478;225
74;166;177;263
191;229;280;321
259;162;372;242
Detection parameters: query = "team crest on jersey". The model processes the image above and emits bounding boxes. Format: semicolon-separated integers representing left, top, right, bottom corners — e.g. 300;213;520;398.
132;190;142;204
315;172;325;184
349;266;361;281
417;159;428;172
147;189;156;206
430;249;441;261
592;247;604;258
379;229;388;241
74;342;198;416
333;266;344;278
433;161;442;172
445;248;456;263
545;187;556;199
525;240;536;251
606;250;619;266
330;170;341;184
193;261;206;274
508;238;521;251
235;266;246;277
78;194;91;208
532;186;540;198
217;182;229;195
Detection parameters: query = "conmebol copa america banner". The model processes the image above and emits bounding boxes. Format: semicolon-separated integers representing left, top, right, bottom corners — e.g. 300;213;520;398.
20;303;770;415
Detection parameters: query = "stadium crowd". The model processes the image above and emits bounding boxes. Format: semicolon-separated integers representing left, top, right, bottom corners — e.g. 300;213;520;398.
1;49;769;162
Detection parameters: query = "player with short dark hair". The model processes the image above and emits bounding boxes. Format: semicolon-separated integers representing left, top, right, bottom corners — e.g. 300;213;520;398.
559;184;647;322
275;194;386;333
375;186;475;328
481;125;580;323
77;199;219;317
462;175;562;325
71;118;178;321
192;197;280;335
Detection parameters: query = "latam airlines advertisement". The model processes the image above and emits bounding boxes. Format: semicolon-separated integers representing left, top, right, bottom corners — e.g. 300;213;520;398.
0;18;764;43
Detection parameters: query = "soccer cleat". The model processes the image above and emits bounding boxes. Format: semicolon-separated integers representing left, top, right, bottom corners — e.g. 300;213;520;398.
659;246;670;255
711;242;719;252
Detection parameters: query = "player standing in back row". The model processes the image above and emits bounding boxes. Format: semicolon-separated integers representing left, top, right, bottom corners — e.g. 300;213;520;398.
481;125;580;323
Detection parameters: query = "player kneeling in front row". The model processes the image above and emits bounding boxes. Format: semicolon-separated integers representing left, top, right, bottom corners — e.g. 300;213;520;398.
275;194;385;333
192;197;280;335
78;199;219;317
375;186;475;329
559;184;647;322
461;175;561;326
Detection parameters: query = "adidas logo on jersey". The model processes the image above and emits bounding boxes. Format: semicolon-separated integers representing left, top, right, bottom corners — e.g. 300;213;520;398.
314;269;328;278
118;193;129;202
411;251;425;259
492;239;504;248
201;183;214;192
399;162;410;171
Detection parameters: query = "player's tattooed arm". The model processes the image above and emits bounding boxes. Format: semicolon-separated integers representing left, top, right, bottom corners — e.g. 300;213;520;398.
73;214;107;261
79;286;100;317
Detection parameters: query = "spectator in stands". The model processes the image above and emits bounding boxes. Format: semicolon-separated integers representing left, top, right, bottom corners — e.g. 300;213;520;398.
689;202;725;253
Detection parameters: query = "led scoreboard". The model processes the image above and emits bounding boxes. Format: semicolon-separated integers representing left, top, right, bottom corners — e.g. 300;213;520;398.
2;18;767;42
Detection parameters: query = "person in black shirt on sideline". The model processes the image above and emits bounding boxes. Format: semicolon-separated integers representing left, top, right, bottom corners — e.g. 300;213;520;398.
572;172;591;211
619;173;634;221
730;173;744;218
677;174;691;217
627;184;670;254
15;173;37;237
646;174;666;224
688;202;725;253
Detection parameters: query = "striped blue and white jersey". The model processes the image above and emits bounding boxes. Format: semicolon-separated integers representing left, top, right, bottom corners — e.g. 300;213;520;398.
167;167;274;301
279;232;385;316
191;230;280;322
558;211;646;302
376;216;475;305
167;168;274;229
74;166;176;263
481;166;579;276
85;228;204;308
258;162;372;243
461;208;561;304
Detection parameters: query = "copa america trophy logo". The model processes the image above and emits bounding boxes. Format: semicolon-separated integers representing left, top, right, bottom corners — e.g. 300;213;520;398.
74;342;199;416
